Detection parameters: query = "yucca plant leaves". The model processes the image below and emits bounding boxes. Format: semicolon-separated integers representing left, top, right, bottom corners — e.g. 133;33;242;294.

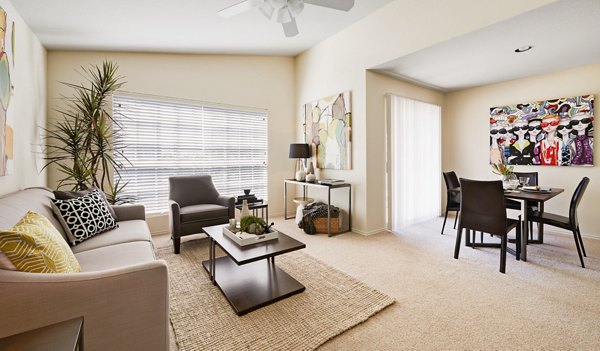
42;60;132;203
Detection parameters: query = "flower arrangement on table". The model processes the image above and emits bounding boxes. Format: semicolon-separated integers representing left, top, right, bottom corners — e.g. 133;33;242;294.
490;162;514;176
491;162;519;190
228;215;275;239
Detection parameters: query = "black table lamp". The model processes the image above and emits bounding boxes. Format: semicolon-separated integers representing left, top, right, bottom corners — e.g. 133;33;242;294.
289;143;309;181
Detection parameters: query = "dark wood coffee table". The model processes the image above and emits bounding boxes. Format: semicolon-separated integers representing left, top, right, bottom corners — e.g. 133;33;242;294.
202;224;306;316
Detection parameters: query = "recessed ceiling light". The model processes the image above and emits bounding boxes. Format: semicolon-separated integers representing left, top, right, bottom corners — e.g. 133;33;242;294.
515;45;533;53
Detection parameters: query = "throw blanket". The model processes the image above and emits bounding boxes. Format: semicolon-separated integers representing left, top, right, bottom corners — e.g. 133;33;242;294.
299;202;339;234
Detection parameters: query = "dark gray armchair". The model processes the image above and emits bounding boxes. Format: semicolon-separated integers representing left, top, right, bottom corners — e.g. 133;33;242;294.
168;175;235;254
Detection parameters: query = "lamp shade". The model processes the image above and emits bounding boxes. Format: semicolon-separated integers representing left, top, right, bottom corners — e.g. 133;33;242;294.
289;143;310;158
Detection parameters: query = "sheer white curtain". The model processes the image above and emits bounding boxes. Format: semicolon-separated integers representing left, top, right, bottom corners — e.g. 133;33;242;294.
388;95;441;232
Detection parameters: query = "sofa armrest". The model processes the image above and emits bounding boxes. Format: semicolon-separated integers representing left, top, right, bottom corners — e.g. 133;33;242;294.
112;204;146;221
216;195;235;219
168;200;181;237
0;260;169;350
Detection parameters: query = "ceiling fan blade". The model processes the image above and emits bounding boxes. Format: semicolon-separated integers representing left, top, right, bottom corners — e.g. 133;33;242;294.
282;18;299;37
218;0;264;18
304;0;355;11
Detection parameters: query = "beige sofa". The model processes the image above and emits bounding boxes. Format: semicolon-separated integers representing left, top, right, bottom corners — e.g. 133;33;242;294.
0;187;169;351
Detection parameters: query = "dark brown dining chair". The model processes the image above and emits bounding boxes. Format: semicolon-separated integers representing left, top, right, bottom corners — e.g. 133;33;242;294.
507;171;539;238
528;177;590;268
454;178;521;273
442;171;460;235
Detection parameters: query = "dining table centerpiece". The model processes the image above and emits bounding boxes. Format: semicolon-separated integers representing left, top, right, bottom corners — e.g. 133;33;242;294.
491;162;519;189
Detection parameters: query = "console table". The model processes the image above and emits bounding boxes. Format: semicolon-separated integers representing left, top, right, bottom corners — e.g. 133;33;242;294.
283;179;351;236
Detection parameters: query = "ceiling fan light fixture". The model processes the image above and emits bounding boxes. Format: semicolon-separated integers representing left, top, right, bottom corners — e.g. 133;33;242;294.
270;0;288;9
259;2;275;19
288;0;305;17
275;6;292;23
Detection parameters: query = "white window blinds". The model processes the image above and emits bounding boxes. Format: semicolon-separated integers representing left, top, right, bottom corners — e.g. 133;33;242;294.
113;94;268;214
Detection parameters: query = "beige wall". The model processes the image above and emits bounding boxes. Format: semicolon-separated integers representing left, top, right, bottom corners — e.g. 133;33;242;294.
0;0;47;197
366;71;445;232
296;0;555;234
444;63;600;239
47;51;295;234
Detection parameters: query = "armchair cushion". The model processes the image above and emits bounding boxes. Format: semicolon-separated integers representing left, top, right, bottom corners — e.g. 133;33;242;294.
169;175;220;207
180;204;229;223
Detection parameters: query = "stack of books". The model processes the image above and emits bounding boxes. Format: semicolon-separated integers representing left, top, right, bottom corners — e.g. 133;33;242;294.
318;179;345;185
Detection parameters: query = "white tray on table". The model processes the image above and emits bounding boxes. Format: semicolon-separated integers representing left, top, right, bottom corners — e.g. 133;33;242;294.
222;227;279;246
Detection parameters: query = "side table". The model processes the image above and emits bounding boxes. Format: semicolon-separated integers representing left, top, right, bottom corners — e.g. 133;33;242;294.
235;202;268;222
0;317;83;351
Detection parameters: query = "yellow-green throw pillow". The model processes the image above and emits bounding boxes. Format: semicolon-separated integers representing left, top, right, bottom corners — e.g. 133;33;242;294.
0;211;80;273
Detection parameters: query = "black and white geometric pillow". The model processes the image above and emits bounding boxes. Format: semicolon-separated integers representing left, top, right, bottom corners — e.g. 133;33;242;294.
51;189;119;245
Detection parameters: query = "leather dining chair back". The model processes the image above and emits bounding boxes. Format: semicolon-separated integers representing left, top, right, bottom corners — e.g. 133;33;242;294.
441;171;461;234
528;177;590;268
514;171;538;186
569;177;590;227
454;178;521;273
458;179;507;236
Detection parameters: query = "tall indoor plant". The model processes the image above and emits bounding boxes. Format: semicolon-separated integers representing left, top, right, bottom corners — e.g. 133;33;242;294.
43;60;131;204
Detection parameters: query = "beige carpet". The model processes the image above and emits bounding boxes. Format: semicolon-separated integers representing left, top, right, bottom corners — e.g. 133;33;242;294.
156;239;394;351
155;216;600;350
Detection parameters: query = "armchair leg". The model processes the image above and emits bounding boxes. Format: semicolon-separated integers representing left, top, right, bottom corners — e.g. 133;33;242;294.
173;237;181;254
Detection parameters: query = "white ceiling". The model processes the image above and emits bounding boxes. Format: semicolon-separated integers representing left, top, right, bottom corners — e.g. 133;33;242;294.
15;0;600;91
12;0;394;56
373;0;600;91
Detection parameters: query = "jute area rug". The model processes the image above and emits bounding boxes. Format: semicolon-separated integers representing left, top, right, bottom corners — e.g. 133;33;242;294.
156;239;394;351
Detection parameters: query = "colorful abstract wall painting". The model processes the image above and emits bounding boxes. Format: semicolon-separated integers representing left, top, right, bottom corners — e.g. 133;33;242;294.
0;6;14;176
490;95;594;167
304;91;352;170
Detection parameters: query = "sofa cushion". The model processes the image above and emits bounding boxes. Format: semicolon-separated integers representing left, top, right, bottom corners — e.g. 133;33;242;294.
0;211;80;273
0;187;68;241
180;204;229;223
51;189;119;245
71;220;152;254
54;187;119;221
75;241;155;272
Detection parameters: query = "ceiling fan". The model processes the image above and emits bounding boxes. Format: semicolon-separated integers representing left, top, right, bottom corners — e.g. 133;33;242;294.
218;0;355;37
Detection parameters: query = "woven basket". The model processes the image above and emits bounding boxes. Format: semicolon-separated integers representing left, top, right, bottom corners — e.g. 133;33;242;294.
313;217;340;234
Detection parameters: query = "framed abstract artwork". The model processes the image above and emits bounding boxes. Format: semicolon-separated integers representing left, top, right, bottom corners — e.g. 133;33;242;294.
0;6;14;176
304;91;352;170
490;94;594;167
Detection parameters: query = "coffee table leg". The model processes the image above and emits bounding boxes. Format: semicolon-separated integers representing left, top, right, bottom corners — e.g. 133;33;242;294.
211;239;216;285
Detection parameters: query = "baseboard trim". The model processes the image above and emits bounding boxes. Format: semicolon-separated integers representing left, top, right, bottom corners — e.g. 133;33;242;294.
353;228;387;236
541;226;599;240
151;230;170;236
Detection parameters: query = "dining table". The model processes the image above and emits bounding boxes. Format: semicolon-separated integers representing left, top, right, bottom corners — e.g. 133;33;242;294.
503;187;564;261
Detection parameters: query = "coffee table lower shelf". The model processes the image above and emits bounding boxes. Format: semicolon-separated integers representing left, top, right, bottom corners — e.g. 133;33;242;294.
202;256;305;316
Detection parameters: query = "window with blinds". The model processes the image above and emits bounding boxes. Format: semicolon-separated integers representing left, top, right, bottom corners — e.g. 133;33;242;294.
112;94;268;214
